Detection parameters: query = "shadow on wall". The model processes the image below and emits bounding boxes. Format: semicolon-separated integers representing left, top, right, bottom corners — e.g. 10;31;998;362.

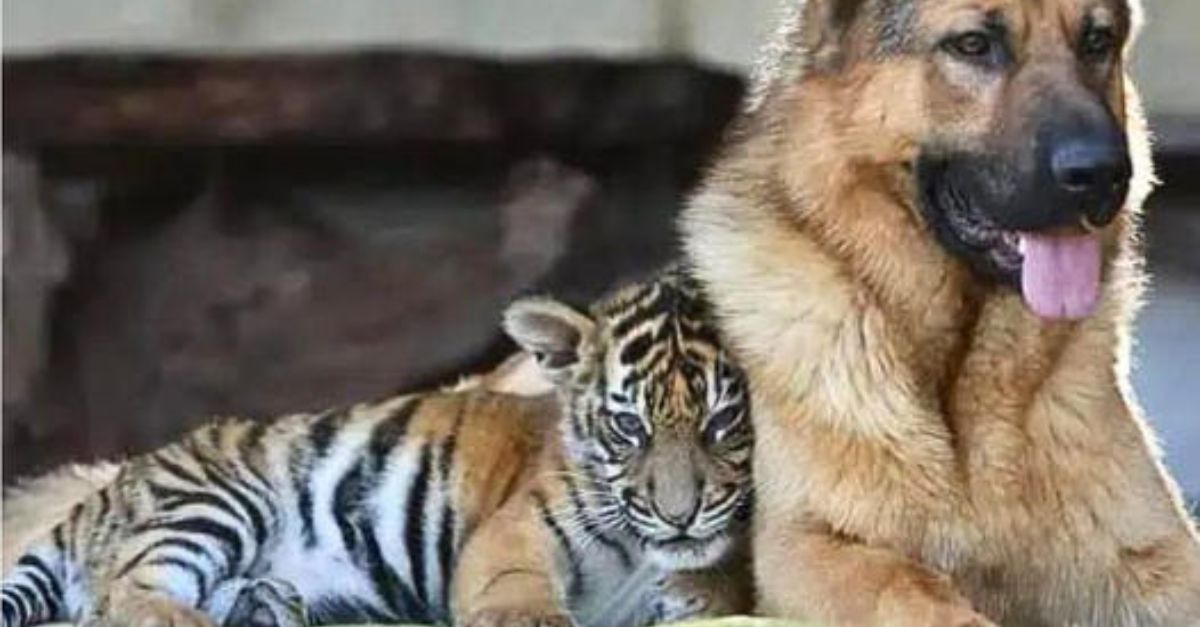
1;149;591;474
1;53;745;479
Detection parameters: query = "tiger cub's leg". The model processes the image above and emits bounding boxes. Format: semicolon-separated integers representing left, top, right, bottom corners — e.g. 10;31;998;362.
87;536;261;627
84;586;214;627
86;503;272;626
2;543;78;627
87;435;283;626
85;540;222;627
451;496;571;627
206;578;308;627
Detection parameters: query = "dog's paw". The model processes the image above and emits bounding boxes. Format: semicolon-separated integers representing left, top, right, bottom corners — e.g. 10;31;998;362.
459;608;574;627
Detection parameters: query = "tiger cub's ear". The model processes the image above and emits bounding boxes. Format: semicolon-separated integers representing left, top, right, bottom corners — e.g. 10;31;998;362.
503;297;596;383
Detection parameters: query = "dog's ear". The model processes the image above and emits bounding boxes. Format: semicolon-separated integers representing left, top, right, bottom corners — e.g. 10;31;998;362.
503;297;596;384
796;0;868;70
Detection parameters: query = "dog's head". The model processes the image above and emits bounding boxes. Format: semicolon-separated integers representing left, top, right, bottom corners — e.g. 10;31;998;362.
767;0;1140;320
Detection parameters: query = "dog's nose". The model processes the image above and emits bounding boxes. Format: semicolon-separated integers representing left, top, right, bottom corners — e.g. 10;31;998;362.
1049;136;1131;227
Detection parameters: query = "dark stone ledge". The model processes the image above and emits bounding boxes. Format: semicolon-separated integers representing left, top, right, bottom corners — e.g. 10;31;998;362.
3;51;744;149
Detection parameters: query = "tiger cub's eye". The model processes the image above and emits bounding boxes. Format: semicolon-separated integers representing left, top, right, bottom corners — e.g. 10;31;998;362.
704;406;745;445
609;412;645;439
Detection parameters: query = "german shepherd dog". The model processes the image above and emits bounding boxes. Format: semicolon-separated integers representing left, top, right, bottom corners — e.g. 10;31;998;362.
682;0;1200;625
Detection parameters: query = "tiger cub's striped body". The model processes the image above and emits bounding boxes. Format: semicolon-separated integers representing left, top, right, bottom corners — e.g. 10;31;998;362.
2;268;754;627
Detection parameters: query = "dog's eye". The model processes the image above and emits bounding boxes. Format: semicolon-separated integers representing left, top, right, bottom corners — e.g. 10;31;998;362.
1080;27;1116;60
944;32;993;59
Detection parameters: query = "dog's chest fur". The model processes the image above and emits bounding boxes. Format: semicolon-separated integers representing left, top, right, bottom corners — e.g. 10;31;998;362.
686;188;1190;622
753;295;1172;621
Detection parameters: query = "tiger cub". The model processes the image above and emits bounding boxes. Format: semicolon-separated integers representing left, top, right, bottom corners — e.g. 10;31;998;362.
1;268;754;627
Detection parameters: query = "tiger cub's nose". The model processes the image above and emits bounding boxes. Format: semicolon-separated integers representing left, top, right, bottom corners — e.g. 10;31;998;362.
648;475;701;530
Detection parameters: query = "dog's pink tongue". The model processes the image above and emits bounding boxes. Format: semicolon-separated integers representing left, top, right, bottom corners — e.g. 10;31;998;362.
1019;232;1101;320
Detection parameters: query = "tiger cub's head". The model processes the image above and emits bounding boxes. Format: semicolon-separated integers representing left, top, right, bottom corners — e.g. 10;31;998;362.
504;268;751;570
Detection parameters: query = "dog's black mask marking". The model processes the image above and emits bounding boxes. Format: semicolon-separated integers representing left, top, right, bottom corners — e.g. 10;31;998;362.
917;152;1023;287
915;91;1132;288
917;139;1130;288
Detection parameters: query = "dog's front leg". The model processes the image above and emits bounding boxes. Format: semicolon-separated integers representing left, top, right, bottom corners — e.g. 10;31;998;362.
755;517;996;627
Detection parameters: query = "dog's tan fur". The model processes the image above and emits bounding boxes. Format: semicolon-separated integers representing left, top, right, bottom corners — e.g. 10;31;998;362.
682;0;1200;624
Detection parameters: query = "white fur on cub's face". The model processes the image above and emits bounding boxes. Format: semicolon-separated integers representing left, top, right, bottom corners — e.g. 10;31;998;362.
647;534;734;571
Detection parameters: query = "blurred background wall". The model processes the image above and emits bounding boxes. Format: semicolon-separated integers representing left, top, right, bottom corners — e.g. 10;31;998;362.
6;0;1200;124
3;1;1198;499
2;0;776;69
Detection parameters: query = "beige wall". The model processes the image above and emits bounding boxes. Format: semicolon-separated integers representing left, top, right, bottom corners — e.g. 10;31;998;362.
1132;0;1200;117
3;0;1197;116
1;0;778;71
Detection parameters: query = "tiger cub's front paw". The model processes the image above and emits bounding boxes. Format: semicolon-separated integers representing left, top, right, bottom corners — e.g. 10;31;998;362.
651;588;712;622
652;570;751;622
459;607;575;627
